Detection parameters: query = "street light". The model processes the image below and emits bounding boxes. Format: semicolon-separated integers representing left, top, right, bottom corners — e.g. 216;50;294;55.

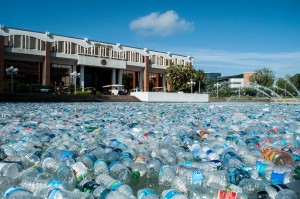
6;66;18;94
198;81;201;93
70;71;80;95
188;80;196;93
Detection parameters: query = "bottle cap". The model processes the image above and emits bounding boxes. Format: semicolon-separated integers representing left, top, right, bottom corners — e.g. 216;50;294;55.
132;171;140;179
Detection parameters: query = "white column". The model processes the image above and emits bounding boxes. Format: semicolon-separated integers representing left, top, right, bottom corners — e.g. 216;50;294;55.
139;71;144;89
118;69;123;85
162;74;166;92
72;65;77;85
80;65;85;91
111;69;116;84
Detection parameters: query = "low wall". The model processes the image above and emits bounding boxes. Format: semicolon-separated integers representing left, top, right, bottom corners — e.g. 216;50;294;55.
130;92;209;102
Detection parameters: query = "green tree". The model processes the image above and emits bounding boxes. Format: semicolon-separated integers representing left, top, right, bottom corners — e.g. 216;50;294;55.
166;65;196;92
289;73;300;92
249;68;275;87
193;69;206;93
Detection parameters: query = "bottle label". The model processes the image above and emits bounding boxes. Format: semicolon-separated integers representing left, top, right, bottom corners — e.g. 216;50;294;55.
163;189;181;199
33;165;43;173
48;179;62;188
262;147;278;162
206;150;213;155
270;171;285;184
120;152;133;160
94;159;106;167
100;188;110;199
218;190;237;199
48;188;61;199
85;154;97;163
59;151;75;161
138;189;157;199
108;161;121;170
181;161;192;167
109;180;124;191
256;162;267;176
82;181;100;193
72;162;88;181
135;156;147;164
191;170;204;186
4;187;28;198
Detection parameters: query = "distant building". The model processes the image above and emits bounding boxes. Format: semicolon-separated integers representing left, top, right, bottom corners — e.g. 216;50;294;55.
205;72;221;80
217;72;255;88
0;26;193;93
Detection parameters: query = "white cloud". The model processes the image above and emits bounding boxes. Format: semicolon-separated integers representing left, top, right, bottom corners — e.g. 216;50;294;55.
177;48;300;77
130;10;194;36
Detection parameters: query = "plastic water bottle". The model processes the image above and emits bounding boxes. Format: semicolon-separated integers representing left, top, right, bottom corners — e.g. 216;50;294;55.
147;158;163;178
12;165;42;184
264;184;296;199
20;176;74;193
0;162;23;178
42;157;66;174
161;189;188;199
94;159;109;175
275;189;298;199
238;178;266;198
3;186;35;199
263;170;292;184
136;188;160;199
56;165;74;181
227;167;250;185
95;173;133;196
0;176;13;196
202;170;229;190
106;190;132;199
260;145;293;166
76;154;97;169
158;165;176;190
79;180;111;199
171;175;190;194
33;187;93;199
72;162;93;181
180;161;219;171
120;151;134;168
109;161;132;184
286;180;300;198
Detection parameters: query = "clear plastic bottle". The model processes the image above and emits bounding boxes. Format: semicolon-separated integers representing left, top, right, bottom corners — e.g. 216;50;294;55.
76;154;97;169
42;157;66;174
0;176;13;196
171;175;190;194
286;180;300;198
275;189;298;199
95;173;133;196
20;176;75;193
78;180;111;199
202;170;229;190
3;186;35;199
265;184;295;199
161;189;188;199
238;178;266;198
227;167;250;185
94;159;109;175
120;151;134;168
0;162;23;178
12;165;42;184
137;188;161;199
106;190;131;199
72;162;93;181
56;165;74;181
158;165;176;190
109;161;132;184
147;157;163;179
33;187;93;199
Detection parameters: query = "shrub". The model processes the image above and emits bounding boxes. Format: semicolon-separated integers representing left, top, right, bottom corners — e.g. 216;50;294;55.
16;84;29;93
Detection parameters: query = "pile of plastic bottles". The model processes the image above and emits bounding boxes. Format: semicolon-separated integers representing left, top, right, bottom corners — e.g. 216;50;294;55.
0;102;299;199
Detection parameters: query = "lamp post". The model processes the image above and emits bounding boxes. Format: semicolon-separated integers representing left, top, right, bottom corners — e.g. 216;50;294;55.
198;81;201;93
216;81;219;98
70;71;80;95
6;66;18;94
188;80;196;93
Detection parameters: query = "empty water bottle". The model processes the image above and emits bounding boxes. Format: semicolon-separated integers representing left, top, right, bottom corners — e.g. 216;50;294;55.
78;180;110;199
137;188;161;199
94;159;109;175
33;187;93;199
161;189;188;199
3;186;35;199
158;166;176;190
109;161;132;184
0;162;23;178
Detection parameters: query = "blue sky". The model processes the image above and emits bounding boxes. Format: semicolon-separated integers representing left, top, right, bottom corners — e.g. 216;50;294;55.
1;0;300;77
